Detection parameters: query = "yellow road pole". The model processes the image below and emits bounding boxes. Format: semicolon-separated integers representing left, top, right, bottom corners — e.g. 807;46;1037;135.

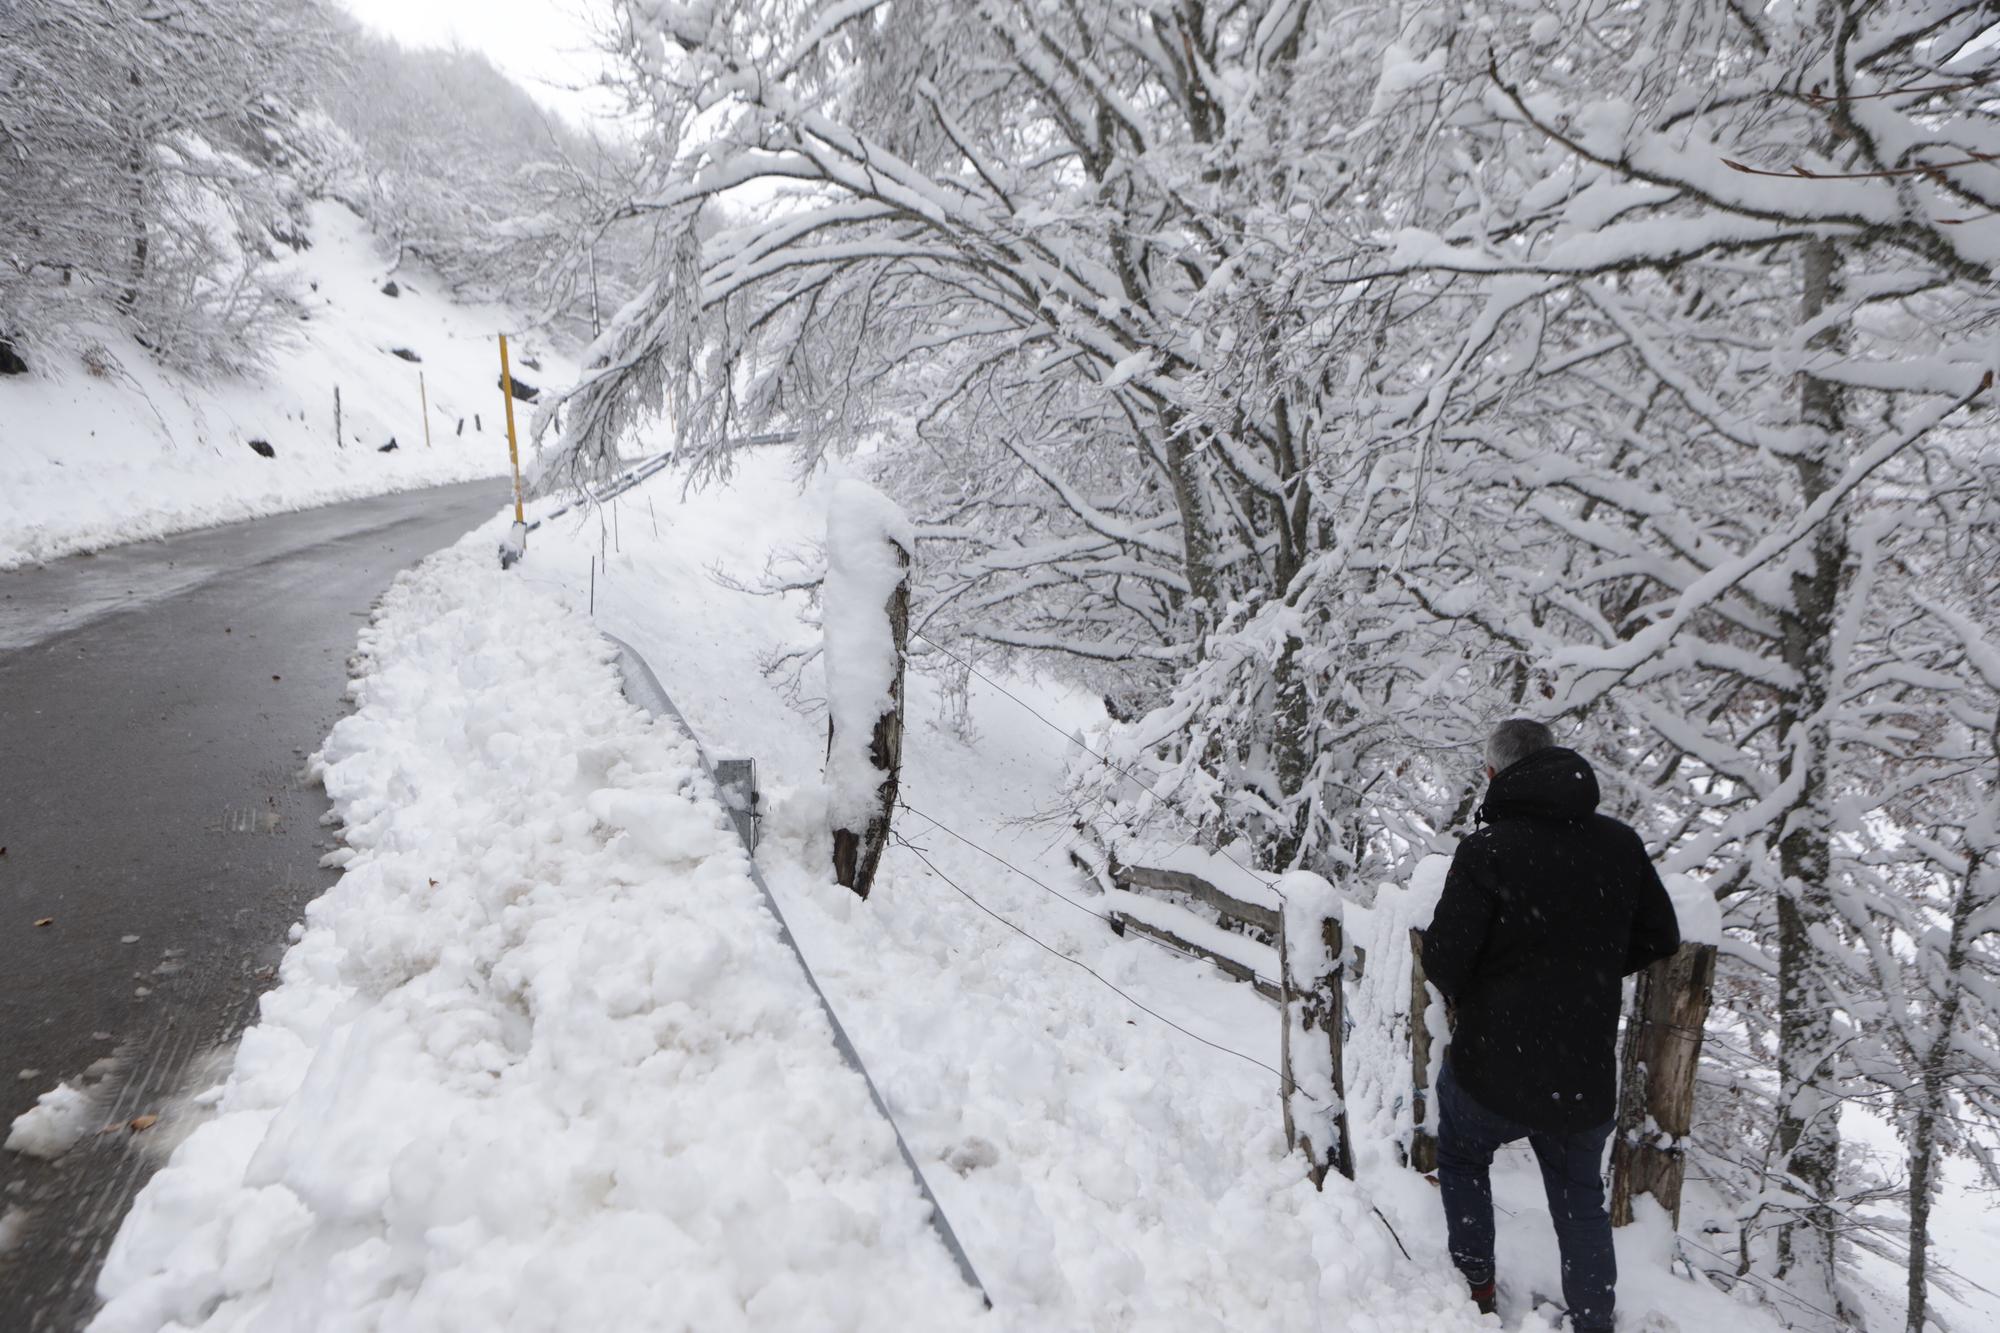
419;370;432;448
498;333;525;524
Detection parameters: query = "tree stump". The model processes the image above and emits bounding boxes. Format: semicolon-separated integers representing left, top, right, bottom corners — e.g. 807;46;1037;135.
824;484;912;900
1611;940;1717;1227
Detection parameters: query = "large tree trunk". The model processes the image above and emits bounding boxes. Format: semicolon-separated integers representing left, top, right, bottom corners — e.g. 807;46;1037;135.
1772;235;1846;1306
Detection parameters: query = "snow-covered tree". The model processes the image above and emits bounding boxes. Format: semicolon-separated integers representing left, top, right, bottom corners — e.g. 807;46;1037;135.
0;0;337;371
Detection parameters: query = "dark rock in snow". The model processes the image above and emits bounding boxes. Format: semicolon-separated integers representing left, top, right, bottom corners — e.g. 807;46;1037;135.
248;439;275;458
389;347;421;363
380;280;400;298
498;374;539;403
378;438;399;453
519;354;542;371
0;335;26;376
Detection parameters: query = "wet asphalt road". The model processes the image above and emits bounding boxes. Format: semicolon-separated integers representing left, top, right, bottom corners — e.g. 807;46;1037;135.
0;480;510;1331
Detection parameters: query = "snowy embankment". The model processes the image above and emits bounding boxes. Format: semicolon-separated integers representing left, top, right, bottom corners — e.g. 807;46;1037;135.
88;536;985;1332
494;453;1789;1332
0;200;567;569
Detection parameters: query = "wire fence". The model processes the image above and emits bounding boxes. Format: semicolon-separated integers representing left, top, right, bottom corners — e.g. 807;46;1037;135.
908;628;1294;904
890;826;1294;1087
899;799;1283;993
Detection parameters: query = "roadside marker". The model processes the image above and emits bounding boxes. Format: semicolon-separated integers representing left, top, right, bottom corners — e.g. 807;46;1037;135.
497;334;529;568
498;334;525;524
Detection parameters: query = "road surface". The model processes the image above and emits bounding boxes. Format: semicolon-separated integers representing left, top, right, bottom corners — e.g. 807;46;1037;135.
0;481;510;1331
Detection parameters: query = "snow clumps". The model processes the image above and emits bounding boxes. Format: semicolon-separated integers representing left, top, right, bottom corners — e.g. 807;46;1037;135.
4;1081;94;1160
821;479;913;833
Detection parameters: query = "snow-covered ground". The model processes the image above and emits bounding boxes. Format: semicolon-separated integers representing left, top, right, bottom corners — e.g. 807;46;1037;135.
84;448;1841;1331
0;200;568;569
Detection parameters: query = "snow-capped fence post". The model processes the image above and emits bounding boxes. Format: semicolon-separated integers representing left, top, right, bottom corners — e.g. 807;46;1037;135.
333;384;343;448
1611;939;1718;1229
1408;928;1440;1173
1278;872;1354;1186
823;480;912;899
419;371;431;448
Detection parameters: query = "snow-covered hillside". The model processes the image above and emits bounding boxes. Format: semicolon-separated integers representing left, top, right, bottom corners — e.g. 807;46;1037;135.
0;200;569;569
86;452;1824;1332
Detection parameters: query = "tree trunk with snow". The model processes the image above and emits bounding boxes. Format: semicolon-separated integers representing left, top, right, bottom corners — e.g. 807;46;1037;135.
1772;235;1847;1304
824;482;913;901
1903;708;1999;1333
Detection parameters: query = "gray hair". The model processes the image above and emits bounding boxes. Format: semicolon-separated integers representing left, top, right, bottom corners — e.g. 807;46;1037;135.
1486;718;1555;774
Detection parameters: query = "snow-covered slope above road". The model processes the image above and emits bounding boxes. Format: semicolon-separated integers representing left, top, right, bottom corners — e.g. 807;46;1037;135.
89;534;986;1333
0;201;569;569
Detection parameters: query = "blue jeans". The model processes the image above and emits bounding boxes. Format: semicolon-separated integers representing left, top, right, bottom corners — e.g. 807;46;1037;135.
1436;1060;1616;1331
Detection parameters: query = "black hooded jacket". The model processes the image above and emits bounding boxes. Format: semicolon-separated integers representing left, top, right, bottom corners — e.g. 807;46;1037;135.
1420;746;1681;1133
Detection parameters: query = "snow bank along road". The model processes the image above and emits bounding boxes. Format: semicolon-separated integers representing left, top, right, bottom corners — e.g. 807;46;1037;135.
0;479;509;1332
84;534;987;1333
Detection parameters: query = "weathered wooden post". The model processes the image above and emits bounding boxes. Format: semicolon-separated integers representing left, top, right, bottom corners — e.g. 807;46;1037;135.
1279;872;1354;1186
1611;937;1717;1227
823;481;912;899
1409;927;1440;1173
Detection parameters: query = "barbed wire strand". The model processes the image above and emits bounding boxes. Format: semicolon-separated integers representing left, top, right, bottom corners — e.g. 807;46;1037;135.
908;629;1290;903
889;831;1301;1091
898;799;1283;993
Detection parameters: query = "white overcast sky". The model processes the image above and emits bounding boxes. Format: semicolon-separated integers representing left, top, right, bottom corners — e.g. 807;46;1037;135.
336;0;622;128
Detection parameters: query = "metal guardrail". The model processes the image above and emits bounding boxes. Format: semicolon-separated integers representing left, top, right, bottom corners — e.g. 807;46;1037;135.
526;433;800;535
601;633;990;1305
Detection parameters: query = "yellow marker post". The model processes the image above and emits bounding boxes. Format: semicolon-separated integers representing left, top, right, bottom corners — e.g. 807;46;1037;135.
498;333;525;524
419;370;432;448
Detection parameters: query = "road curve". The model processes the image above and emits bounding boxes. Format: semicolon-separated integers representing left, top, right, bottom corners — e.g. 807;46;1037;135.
0;480;510;1331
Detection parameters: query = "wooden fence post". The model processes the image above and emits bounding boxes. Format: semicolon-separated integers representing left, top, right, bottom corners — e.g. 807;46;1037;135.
1279;876;1354;1186
1409;927;1440;1173
1611;940;1717;1227
333;384;342;448
824;485;912;899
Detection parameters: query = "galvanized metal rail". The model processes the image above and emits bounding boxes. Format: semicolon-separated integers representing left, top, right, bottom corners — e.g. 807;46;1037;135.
602;633;990;1305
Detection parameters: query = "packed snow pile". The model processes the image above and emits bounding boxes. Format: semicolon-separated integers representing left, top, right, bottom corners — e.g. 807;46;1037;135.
4;1081;95;1161
89;536;986;1333
820;479;914;833
0;200;568;569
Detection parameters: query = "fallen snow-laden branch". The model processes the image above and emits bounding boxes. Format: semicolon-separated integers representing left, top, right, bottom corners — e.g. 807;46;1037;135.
89;536;987;1333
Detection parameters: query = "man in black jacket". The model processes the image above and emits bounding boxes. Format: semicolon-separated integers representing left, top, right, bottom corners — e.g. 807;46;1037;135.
1421;719;1681;1330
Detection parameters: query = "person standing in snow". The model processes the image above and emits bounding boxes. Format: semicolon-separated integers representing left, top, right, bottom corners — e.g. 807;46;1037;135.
1419;719;1681;1330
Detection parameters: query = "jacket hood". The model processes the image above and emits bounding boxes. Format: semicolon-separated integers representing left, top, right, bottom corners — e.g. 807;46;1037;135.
1479;745;1600;824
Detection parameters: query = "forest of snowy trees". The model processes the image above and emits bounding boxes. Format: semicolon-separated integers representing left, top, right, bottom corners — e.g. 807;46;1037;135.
5;1;1996;1329
0;0;643;377
540;3;2000;1329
